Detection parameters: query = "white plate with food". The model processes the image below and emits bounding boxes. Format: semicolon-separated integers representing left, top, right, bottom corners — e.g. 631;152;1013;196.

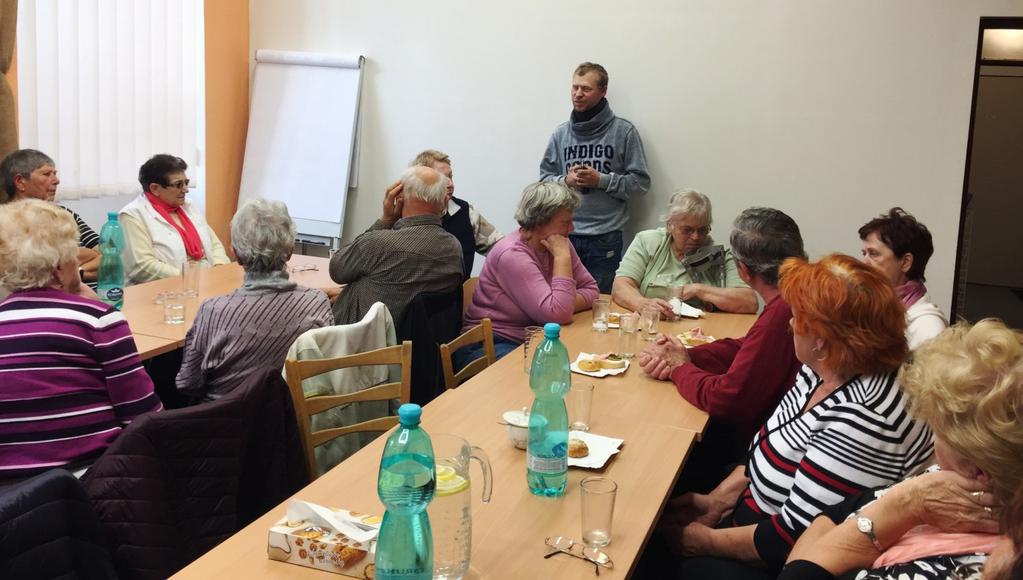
571;352;629;377
567;430;624;469
677;327;716;348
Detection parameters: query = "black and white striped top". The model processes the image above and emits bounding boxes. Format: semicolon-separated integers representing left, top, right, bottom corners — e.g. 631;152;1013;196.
62;206;99;249
742;365;934;565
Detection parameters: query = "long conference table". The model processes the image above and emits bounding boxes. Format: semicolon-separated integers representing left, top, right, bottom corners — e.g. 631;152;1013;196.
153;272;756;580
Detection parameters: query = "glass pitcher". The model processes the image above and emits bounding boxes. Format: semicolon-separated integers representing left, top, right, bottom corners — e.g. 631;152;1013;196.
428;433;493;580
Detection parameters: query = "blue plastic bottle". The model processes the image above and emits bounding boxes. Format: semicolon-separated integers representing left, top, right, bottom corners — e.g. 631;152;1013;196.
376;404;436;580
96;212;125;310
527;322;571;497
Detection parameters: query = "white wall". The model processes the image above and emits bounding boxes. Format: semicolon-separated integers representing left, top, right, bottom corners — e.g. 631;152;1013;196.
250;0;1023;313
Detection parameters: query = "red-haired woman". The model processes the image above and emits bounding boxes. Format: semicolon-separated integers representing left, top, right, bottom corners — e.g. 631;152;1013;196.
652;254;934;578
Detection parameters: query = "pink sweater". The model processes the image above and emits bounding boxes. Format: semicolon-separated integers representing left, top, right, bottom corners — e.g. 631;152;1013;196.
463;230;599;342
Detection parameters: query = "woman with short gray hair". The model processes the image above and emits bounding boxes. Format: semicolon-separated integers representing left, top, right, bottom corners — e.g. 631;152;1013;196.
460;181;599;363
612;189;757;316
176;199;333;401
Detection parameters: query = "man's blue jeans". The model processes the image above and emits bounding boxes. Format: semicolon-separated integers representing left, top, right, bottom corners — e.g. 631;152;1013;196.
570;230;623;294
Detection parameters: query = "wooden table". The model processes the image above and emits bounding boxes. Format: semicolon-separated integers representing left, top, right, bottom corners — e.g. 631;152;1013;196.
173;307;754;579
124;256;338;359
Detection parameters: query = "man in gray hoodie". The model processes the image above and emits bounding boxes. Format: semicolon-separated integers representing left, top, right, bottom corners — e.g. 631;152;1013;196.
540;62;650;293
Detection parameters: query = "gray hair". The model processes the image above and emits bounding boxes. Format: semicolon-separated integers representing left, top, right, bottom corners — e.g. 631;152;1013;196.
400;166;448;207
0;149;54;202
0;199;78;290
230;198;296;273
729;207;806;286
661;189;712;225
514;182;581;230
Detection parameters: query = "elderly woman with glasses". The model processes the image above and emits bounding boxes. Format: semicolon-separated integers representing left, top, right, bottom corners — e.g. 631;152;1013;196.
461;181;599;362
779;319;1023;580
120;154;230;284
612;189;757;318
649;255;933;578
176;199;332;401
0;200;161;482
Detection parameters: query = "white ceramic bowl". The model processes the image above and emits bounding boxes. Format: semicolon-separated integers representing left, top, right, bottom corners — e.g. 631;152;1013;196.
502;409;529;450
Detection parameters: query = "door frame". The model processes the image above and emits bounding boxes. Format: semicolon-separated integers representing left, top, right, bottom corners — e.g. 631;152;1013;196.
951;16;1023;321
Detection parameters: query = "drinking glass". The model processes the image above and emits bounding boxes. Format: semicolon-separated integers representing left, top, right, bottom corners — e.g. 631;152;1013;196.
592;298;611;332
581;476;617;548
522;326;544;373
569;383;594;432
640;304;659;341
163;293;186;325
618;314;639;359
181;261;200;298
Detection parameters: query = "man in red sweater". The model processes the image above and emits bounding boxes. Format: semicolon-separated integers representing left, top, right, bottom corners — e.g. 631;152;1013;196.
638;207;806;492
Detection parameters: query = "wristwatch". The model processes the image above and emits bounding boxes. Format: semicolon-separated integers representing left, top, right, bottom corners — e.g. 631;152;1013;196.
854;511;884;552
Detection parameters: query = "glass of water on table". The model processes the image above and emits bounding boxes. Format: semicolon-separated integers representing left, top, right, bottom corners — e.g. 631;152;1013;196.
592;298;611;332
618;313;640;359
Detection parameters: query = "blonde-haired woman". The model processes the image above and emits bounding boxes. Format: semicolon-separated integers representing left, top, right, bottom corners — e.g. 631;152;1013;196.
0;200;161;482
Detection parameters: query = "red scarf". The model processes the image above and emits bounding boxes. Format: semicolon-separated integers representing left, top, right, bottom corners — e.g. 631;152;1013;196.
144;192;206;261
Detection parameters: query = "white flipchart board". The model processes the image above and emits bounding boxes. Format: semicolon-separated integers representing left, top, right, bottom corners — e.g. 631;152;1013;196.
239;50;364;240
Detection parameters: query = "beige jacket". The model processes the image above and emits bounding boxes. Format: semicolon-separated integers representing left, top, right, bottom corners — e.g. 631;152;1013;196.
284;301;396;476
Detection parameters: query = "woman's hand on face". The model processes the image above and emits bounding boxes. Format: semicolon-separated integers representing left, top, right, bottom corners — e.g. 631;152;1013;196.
902;470;1000;534
539;233;571;260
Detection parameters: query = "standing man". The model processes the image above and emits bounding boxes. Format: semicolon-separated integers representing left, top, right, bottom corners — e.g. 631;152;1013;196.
540;62;650;293
411;149;503;277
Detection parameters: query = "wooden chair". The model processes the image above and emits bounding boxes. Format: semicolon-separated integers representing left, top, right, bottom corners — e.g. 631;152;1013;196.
284;341;412;480
439;318;496;390
462;276;478;314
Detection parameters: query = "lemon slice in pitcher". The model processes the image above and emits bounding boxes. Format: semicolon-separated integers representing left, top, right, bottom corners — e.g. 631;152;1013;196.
435;465;469;496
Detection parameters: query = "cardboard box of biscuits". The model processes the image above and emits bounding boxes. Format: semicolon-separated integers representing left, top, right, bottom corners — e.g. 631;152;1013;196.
267;500;380;577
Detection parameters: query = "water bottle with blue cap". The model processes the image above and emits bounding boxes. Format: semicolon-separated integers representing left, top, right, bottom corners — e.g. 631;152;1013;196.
376;403;436;579
526;322;571;497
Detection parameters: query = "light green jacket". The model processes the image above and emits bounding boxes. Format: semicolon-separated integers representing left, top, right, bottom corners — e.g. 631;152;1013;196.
614;228;748;300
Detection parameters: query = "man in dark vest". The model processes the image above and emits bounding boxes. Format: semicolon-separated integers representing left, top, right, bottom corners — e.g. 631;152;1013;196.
412;150;503;278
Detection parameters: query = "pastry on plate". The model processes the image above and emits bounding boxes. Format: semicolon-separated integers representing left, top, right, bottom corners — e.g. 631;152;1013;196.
598;353;626;369
607;312;621;324
578;359;601;372
568;437;590;458
678;327;714;347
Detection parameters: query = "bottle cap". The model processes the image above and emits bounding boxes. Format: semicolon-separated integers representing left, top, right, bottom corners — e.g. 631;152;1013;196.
543;322;561;338
397;403;422;426
107;211;119;220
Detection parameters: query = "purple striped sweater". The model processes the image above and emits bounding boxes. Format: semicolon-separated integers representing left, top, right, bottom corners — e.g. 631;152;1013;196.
0;289;162;480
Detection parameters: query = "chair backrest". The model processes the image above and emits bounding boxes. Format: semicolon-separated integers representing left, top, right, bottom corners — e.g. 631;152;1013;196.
285;341;412;480
397;288;463;406
462;276;478;313
439;318;496;390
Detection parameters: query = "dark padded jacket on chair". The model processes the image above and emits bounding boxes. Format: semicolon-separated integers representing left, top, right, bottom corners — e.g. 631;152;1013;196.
82;367;308;579
397;288;463;406
0;469;117;579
